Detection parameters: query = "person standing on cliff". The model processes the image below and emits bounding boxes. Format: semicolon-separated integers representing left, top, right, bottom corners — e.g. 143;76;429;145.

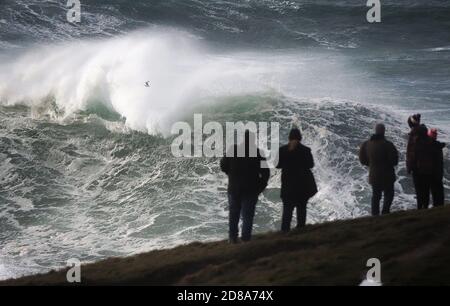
220;130;270;244
428;128;446;207
409;123;438;209
406;113;434;209
359;123;399;216
276;128;317;231
406;114;423;175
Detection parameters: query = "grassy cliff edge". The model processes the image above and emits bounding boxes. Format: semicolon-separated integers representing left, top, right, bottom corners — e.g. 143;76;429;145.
2;205;450;286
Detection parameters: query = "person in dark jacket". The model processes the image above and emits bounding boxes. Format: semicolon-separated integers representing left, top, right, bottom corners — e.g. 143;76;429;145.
220;130;270;243
411;124;435;209
428;128;446;207
276;128;317;232
359;124;399;216
406;114;422;175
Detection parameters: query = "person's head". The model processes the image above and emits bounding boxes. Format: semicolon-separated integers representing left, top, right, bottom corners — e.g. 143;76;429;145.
288;128;302;142
375;123;385;137
428;128;438;140
408;113;421;128
288;128;302;151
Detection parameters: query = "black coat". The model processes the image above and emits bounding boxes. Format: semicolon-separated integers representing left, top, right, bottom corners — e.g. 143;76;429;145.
359;134;399;187
431;140;446;179
220;145;270;196
276;143;317;203
414;135;435;175
406;124;428;174
406;126;421;174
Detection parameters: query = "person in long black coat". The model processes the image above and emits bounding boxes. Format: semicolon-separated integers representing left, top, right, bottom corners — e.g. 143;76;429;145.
406;114;422;175
428;128;446;207
276;128;317;232
411;125;436;209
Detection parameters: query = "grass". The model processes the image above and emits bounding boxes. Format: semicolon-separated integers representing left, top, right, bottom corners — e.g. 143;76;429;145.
2;205;450;286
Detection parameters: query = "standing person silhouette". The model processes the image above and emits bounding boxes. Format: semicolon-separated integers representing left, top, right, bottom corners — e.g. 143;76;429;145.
277;128;317;232
220;130;270;243
428;128;446;207
359;124;399;215
406;114;436;209
410;124;435;209
406;114;422;176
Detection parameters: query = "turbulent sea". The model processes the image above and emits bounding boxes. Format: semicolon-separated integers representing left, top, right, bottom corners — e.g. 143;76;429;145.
0;0;449;279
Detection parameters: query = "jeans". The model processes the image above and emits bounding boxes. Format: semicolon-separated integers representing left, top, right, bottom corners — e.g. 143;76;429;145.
371;184;394;216
228;192;259;242
281;200;308;232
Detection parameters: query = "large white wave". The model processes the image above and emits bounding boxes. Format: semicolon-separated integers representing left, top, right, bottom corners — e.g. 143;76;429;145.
0;28;372;135
0;29;271;134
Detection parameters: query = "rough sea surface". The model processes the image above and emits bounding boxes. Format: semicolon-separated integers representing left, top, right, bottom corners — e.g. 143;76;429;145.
0;0;449;279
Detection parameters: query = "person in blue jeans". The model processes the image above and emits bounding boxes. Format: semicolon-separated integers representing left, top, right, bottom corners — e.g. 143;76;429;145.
220;130;270;243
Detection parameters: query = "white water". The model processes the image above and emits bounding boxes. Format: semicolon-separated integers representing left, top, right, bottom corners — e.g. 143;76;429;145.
0;28;374;135
0;29;270;134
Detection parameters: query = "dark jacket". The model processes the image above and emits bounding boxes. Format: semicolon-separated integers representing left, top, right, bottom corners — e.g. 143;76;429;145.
359;134;399;187
220;145;270;196
276;143;317;203
431;140;446;179
406;124;426;174
410;125;443;175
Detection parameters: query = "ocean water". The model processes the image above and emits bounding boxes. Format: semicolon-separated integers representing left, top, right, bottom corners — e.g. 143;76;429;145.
0;0;449;280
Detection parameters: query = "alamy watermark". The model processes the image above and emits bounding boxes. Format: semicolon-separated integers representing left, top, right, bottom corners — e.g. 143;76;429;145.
67;0;81;23
66;258;81;283
360;257;382;286
170;114;280;168
366;0;381;23
65;1;380;26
